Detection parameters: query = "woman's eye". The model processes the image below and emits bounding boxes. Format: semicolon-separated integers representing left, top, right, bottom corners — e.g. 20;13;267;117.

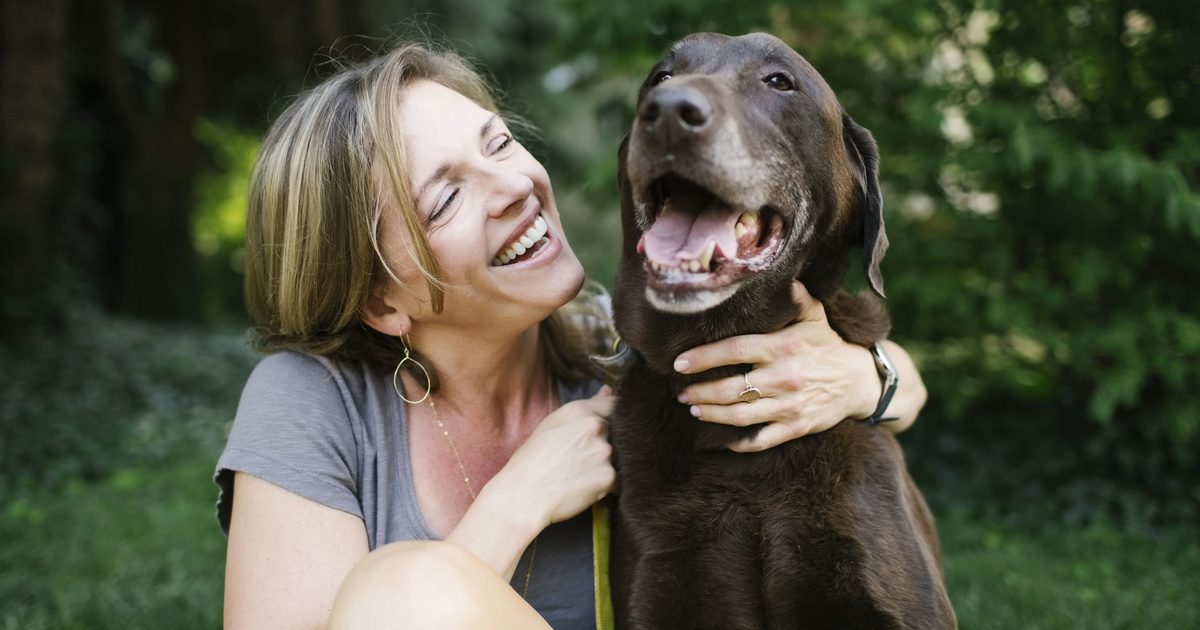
489;134;514;155
764;73;795;92
432;189;458;220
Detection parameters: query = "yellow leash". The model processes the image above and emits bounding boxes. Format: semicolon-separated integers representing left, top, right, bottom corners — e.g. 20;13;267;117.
592;501;615;630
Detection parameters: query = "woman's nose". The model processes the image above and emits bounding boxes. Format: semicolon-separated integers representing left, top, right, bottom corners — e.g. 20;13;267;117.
483;163;535;218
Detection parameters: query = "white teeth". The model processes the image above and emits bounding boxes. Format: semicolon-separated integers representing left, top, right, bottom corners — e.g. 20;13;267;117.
735;211;757;240
494;214;551;266
698;241;715;271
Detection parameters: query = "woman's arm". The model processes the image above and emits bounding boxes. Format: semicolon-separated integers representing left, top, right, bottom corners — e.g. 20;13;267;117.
671;282;927;452
452;388;617;579
224;473;369;630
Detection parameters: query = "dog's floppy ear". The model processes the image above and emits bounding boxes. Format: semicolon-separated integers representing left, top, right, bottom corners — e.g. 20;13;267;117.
617;133;631;199
616;133;643;250
842;112;888;298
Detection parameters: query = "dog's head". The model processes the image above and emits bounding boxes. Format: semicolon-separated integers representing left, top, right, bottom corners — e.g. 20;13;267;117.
618;32;886;323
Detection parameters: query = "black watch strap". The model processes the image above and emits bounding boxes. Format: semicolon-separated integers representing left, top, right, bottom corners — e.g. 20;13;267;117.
867;342;900;426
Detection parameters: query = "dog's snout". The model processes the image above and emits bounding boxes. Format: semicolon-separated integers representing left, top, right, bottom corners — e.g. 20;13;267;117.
640;85;713;136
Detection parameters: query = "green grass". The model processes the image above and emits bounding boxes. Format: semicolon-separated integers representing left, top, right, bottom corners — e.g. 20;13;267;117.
1;456;226;629
942;510;1200;629
2;456;1198;628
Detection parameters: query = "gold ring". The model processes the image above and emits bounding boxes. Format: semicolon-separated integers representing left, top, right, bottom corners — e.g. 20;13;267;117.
738;373;762;404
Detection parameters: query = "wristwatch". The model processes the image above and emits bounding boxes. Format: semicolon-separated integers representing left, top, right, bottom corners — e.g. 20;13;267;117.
866;341;900;426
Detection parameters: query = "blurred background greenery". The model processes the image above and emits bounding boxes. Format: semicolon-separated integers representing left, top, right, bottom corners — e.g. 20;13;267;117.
2;0;1197;627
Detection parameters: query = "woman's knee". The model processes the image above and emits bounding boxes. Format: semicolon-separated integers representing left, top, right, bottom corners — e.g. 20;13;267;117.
329;541;528;630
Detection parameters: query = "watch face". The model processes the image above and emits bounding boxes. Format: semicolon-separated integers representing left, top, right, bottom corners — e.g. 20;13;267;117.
871;342;897;379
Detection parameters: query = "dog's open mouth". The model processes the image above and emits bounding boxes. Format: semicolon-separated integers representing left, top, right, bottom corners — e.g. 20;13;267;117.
636;174;785;310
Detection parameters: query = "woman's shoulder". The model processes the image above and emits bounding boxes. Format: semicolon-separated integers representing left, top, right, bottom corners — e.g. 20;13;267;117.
246;350;378;394
238;350;393;426
250;349;340;381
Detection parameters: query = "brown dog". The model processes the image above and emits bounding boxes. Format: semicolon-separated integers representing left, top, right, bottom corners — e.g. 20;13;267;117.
608;33;956;629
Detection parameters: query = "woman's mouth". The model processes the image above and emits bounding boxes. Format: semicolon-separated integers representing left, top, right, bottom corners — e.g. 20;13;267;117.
491;214;551;266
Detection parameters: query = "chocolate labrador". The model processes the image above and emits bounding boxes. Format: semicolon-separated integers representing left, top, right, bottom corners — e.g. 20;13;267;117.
607;33;956;629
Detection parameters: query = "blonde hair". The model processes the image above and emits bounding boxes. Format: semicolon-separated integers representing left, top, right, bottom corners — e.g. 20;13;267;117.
244;43;610;386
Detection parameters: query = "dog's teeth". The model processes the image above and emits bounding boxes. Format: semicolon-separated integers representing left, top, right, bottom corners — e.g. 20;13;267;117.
698;241;715;271
738;211;759;226
735;223;747;238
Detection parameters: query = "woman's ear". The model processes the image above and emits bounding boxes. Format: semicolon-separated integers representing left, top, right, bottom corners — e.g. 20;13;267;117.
360;284;412;337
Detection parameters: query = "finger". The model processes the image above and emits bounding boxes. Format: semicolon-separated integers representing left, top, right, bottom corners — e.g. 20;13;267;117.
791;281;827;324
594;385;613;397
727;422;804;453
689;398;789;427
673;333;773;374
679;371;784;406
583;392;615;415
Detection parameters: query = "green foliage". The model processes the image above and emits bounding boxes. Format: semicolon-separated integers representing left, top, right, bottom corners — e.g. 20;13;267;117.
192;118;259;325
0;309;256;486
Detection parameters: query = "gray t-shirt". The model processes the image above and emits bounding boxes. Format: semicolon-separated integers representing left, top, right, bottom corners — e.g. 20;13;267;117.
214;350;601;629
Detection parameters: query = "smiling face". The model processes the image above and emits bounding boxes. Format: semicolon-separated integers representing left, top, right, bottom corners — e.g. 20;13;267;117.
377;80;585;334
623;32;885;315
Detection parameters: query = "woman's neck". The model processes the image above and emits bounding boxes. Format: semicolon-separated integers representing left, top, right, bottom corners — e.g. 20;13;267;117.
404;323;553;438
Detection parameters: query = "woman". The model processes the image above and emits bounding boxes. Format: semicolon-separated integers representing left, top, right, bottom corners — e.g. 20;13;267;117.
216;43;927;630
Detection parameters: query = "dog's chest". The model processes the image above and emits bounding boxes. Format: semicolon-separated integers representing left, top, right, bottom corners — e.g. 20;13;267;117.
611;371;873;550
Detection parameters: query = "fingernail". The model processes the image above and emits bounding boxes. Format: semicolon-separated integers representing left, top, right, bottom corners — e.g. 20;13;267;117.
689;405;701;417
677;391;689;404
674;358;690;373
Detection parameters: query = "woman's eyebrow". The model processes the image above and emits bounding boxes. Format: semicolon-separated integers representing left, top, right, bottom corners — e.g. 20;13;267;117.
414;115;500;205
415;164;450;206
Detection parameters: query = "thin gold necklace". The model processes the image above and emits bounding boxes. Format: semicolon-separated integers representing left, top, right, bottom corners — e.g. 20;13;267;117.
426;371;556;598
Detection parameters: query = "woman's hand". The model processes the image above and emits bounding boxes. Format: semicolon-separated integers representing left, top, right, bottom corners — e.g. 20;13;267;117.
672;282;927;452
488;386;616;528
449;386;615;580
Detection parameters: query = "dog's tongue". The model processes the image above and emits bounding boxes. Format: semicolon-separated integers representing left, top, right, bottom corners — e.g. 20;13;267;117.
640;195;739;265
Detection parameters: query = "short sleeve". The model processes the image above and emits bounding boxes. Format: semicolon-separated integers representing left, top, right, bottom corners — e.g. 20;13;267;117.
214;351;363;535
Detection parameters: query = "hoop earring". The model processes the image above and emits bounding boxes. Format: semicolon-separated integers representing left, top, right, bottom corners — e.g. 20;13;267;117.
393;336;431;405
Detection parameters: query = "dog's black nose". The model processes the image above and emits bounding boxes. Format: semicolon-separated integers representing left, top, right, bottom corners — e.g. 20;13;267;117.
640;85;712;134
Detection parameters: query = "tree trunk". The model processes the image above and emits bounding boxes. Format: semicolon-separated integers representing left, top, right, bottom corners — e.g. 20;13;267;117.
114;0;206;320
0;0;68;332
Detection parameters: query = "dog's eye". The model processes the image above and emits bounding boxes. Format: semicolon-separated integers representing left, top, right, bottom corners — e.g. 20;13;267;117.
651;71;673;86
764;73;795;92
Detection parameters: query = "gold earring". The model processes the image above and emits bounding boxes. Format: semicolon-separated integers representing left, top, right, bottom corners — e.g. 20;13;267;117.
393;335;431;404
